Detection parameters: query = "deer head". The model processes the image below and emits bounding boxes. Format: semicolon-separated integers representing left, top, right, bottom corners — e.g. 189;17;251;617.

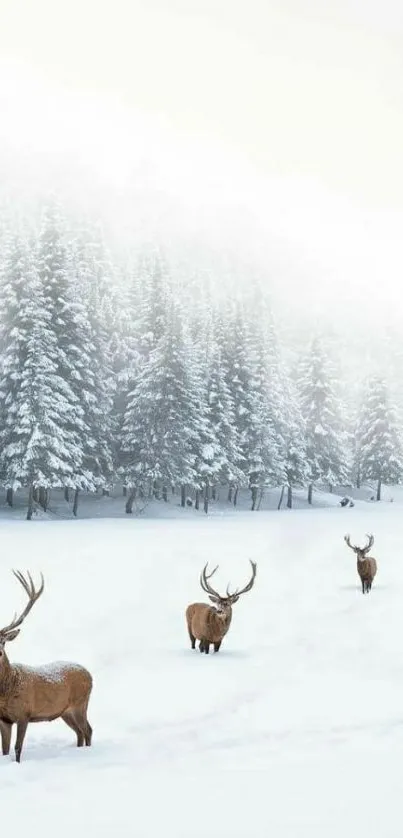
344;533;374;561
0;570;44;660
200;560;257;615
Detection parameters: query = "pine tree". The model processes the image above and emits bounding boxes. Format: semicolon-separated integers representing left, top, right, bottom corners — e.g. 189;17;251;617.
207;327;243;490
354;376;403;498
221;302;254;497
119;300;201;500
222;300;285;507
69;230;115;489
299;337;349;489
0;234;89;515
282;376;310;506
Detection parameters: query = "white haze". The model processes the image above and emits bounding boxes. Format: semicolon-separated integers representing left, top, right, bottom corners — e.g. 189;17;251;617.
0;0;403;385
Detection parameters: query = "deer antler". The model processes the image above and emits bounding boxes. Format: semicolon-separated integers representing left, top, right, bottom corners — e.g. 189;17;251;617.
200;561;257;600
0;570;44;637
363;533;374;554
200;564;220;598
344;534;355;551
232;560;257;596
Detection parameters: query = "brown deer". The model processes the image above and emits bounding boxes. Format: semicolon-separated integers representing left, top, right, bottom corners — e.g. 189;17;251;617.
186;560;257;654
0;570;93;762
344;533;377;594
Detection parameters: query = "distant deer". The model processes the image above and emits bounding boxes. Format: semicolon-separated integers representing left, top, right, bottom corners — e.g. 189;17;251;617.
0;570;93;762
344;533;377;594
186;560;257;654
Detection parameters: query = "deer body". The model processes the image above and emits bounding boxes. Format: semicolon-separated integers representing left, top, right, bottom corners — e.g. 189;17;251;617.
186;561;256;654
345;534;377;594
356;557;377;594
0;571;93;761
186;602;233;653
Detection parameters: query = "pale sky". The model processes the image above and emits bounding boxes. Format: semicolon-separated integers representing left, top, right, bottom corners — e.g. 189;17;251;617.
1;0;403;326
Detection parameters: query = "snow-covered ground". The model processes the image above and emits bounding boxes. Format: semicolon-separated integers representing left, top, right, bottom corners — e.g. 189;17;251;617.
1;505;403;836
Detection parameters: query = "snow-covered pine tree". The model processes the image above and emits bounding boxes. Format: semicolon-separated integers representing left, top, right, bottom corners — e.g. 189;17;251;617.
115;247;176;502
247;294;287;501
135;246;171;356
189;365;222;514
68;238;115;493
282;376;310;507
298;336;349;494
119;299;202;507
354;376;403;499
36;200;101;500
221;299;285;508
69;225;117;492
0;233;88;517
207;315;243;494
219;301;253;502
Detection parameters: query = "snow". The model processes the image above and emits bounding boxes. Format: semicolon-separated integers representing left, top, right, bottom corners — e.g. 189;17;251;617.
20;662;89;683
1;505;403;835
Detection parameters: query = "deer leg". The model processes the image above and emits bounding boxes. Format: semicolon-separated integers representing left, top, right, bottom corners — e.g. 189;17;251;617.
84;720;93;746
214;641;222;653
72;706;92;747
204;642;210;654
199;640;205;653
15;720;28;763
188;628;196;649
61;712;84;747
0;719;12;755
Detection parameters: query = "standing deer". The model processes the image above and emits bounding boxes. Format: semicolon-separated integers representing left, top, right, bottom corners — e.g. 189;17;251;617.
186;560;257;654
0;570;93;762
344;533;377;594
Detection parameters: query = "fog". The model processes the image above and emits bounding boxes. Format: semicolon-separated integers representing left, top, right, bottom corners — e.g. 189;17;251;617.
1;0;403;391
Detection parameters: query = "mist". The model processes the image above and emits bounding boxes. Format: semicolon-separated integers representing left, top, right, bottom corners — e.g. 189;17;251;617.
1;0;403;404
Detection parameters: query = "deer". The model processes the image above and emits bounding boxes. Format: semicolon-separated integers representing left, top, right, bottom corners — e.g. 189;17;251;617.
0;570;93;762
186;560;257;654
344;533;377;594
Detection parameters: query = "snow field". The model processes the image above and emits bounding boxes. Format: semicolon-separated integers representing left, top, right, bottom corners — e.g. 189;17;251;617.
1;506;403;836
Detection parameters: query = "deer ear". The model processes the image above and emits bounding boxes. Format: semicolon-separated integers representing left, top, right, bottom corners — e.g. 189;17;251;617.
4;629;20;643
209;595;219;604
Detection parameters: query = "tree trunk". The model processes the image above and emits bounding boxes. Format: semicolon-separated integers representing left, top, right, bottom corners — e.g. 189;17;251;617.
204;485;209;514
256;488;264;511
251;486;258;511
278;485;285;510
329;483;333;494
228;486;233;503
27;486;34;521
287;484;292;509
212;487;216;501
102;488;110;497
377;478;382;502
233;487;239;507
308;483;313;505
195;490;200;510
126;489;136;514
73;488;79;517
39;487;48;511
33;487;39;503
6;488;13;508
162;486;168;502
123;486;127;497
64;487;70;502
181;486;186;508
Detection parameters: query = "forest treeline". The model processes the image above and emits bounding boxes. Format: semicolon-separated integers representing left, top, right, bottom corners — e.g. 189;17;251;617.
0;201;401;518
